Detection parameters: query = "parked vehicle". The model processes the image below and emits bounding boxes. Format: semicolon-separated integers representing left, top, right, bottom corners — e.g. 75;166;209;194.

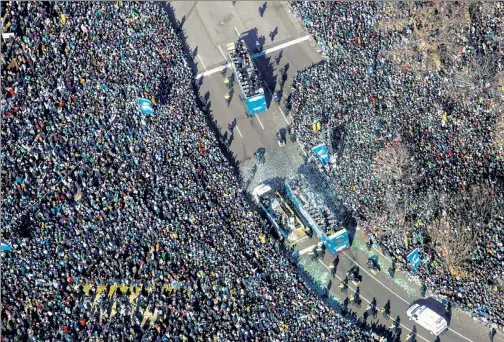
367;257;380;274
406;304;448;336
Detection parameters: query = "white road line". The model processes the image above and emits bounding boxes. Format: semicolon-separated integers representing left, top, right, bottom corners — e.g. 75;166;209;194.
277;102;290;125
197;54;207;71
234;26;240;37
290;235;309;246
257;72;290;125
194;35;311;79
343;251;410;305
196;63;231;78
259;72;290;124
235;125;243;138
316;259;430;342
351;247;476;342
372;245;393;262
255;114;265;129
447;328;477;342
251;35;311;59
217;45;228;60
297;244;317;256
318;259;331;271
265;34;310;54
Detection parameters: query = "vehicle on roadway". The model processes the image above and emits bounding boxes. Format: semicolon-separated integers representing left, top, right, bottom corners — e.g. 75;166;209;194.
276;130;286;147
406;303;448;336
347;266;361;286
367;257;380;274
254;147;266;165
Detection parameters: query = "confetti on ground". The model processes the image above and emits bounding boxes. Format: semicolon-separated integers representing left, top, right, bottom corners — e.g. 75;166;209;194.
391;277;419;297
299;255;331;289
351;238;370;252
329;291;342;303
352;234;421;297
242;141;305;193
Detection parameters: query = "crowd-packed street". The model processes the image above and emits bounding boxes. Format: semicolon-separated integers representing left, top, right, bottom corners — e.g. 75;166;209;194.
289;1;504;337
1;2;405;341
3;1;504;341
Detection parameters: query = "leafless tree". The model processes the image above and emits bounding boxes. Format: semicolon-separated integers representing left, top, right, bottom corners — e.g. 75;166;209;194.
372;141;421;187
428;216;480;278
378;1;469;73
428;184;500;277
361;142;423;235
494;113;504;161
452;52;502;100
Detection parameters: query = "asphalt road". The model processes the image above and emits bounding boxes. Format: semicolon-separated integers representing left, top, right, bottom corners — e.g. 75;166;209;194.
170;0;321;163
170;1;502;342
292;229;502;342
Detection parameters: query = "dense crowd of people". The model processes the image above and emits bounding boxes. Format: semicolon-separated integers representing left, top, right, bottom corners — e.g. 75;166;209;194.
289;1;504;333
0;2;399;341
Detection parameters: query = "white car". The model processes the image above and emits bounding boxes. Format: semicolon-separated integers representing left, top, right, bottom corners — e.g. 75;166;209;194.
407;304;448;336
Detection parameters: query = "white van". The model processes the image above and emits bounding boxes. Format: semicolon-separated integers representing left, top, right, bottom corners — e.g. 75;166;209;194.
406;304;448;336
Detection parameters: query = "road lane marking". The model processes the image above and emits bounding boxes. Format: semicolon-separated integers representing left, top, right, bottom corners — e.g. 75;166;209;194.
255;71;290;125
258;72;290;125
358;246;474;342
316;259;430;342
197;54;207;71
290;235;309;246
196;63;231;78
447;328;477;342
342;251;477;342
371;245;393;262
255;114;265;129
251;35;311;59
262;79;289;125
343;251;410;305
297;244;317;256
217;45;228;60
234;26;240;37
194;36;311;79
235;125;243;138
318;259;330;271
277;104;290;125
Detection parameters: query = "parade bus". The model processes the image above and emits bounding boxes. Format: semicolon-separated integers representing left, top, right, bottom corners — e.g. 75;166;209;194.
285;174;350;255
227;40;267;116
253;184;309;243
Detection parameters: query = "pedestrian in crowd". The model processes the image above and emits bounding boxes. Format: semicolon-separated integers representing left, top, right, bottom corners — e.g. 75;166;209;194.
289;1;504;333
1;2;390;341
